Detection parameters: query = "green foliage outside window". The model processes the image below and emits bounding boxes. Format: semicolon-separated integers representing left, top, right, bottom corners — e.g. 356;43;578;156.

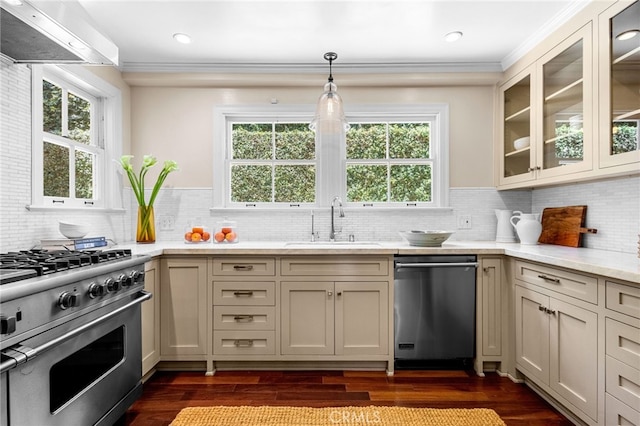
42;79;94;200
612;122;638;154
230;121;433;204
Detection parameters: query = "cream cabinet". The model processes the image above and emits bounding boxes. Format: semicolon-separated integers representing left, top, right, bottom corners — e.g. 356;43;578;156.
141;259;160;376
604;280;640;425
475;257;508;375
598;0;640;171
279;256;392;367
160;257;208;358
280;280;389;356
211;257;277;357
514;261;599;424
499;24;593;188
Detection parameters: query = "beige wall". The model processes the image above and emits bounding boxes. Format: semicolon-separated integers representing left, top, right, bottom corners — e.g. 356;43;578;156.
129;79;497;188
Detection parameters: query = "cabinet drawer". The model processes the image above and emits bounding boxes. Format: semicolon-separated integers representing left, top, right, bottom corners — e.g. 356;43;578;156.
212;257;275;276
606;318;640;370
514;260;597;304
213;281;275;306
606;355;640;412
606;281;640;320
213;331;275;355
281;256;389;276
213;306;275;331
605;393;640;426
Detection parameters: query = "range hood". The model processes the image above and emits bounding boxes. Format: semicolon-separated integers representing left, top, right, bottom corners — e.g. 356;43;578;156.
1;0;118;65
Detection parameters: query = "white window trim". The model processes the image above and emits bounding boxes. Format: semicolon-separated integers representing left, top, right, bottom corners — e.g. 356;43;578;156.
29;65;123;212
212;104;449;210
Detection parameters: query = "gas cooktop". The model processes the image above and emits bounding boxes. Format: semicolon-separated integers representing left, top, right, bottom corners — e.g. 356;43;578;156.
0;248;133;284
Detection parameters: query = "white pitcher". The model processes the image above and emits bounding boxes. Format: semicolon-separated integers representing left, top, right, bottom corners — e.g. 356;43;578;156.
510;212;542;245
495;209;518;242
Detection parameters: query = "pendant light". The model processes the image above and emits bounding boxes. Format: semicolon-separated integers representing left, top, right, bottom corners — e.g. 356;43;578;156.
309;52;350;134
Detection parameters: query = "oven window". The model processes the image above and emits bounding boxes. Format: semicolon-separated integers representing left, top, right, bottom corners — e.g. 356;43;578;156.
50;326;124;412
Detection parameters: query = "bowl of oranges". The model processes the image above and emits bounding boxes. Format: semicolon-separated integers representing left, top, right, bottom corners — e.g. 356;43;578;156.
184;225;211;243
213;220;238;244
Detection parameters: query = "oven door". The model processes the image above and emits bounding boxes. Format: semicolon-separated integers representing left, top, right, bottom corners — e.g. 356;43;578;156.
3;291;149;426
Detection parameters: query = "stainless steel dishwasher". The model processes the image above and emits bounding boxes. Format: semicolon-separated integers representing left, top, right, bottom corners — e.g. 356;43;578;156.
394;255;478;369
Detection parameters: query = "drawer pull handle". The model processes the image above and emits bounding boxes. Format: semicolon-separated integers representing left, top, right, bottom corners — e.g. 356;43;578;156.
538;274;560;284
233;265;254;271
233;291;254;297
234;315;254;322
539;305;545;312
234;339;254;347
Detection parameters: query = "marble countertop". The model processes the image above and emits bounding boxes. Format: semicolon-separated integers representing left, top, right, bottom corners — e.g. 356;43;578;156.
118;240;640;284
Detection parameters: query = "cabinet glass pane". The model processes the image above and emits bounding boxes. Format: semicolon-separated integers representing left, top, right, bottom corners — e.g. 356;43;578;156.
543;40;584;170
504;75;531;178
610;1;640;156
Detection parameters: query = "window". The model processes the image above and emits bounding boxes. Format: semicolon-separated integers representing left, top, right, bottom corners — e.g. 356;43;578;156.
213;105;449;209
31;65;122;210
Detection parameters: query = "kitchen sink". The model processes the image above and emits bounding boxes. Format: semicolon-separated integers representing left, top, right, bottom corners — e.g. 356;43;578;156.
284;241;382;247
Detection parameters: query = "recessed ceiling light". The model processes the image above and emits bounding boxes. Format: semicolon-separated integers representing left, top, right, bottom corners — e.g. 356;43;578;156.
173;33;192;44
616;29;640;41
444;31;463;43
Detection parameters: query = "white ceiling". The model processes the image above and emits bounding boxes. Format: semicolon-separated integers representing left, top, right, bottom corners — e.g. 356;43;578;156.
77;0;589;73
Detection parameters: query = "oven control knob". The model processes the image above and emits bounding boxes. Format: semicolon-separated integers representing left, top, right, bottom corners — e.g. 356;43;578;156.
88;282;105;298
0;315;17;334
105;277;120;293
58;292;79;310
116;273;130;287
129;270;141;284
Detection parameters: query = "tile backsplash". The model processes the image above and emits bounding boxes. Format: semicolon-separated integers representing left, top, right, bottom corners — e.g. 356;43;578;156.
2;57;639;254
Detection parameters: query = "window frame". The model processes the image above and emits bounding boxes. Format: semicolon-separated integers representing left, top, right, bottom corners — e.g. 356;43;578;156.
30;65;123;211
213;104;449;210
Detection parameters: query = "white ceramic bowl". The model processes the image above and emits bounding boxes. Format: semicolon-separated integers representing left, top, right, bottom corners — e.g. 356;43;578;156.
59;221;89;239
399;230;454;247
513;136;530;150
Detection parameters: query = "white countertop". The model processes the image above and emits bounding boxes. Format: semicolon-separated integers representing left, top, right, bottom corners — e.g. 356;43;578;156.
119;240;640;284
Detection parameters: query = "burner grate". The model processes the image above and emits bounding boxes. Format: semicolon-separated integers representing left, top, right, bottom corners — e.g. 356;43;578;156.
0;248;132;280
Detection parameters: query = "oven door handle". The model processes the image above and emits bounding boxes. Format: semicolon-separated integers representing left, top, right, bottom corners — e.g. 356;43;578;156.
395;262;479;269
0;290;152;374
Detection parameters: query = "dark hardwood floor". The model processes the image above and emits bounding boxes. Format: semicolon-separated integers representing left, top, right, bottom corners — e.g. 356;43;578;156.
122;370;573;426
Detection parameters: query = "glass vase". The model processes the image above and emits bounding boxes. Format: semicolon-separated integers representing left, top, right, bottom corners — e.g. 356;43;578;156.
136;205;156;243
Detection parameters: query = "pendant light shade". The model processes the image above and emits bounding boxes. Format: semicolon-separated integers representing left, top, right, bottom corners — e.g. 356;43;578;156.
309;52;350;134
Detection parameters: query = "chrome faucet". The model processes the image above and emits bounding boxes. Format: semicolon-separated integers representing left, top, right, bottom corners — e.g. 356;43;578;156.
329;196;345;242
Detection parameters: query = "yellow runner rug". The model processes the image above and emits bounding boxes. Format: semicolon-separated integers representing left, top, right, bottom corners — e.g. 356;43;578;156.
170;405;506;426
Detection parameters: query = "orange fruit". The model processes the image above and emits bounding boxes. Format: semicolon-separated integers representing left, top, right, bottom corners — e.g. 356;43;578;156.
225;231;236;242
192;226;204;234
191;232;202;242
214;232;225;242
202;231;210;241
184;231;193;241
221;227;233;234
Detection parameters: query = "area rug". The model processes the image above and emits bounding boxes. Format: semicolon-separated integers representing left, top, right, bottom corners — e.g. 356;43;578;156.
170;405;506;426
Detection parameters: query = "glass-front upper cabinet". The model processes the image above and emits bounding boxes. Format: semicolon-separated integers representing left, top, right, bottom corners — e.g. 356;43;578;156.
537;24;593;178
500;67;535;185
599;0;640;169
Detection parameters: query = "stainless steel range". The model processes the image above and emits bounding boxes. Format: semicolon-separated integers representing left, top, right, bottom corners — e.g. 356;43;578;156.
0;248;151;426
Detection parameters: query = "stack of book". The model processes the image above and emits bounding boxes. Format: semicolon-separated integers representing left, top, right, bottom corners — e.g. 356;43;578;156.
40;236;108;250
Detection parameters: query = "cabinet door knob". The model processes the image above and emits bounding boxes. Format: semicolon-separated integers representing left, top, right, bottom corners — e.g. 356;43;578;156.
327;291;333;297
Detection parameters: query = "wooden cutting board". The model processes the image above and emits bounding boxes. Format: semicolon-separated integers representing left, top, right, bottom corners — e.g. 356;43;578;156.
538;205;597;247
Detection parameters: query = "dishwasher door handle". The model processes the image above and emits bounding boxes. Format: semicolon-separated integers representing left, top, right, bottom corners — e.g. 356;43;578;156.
395;262;479;269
